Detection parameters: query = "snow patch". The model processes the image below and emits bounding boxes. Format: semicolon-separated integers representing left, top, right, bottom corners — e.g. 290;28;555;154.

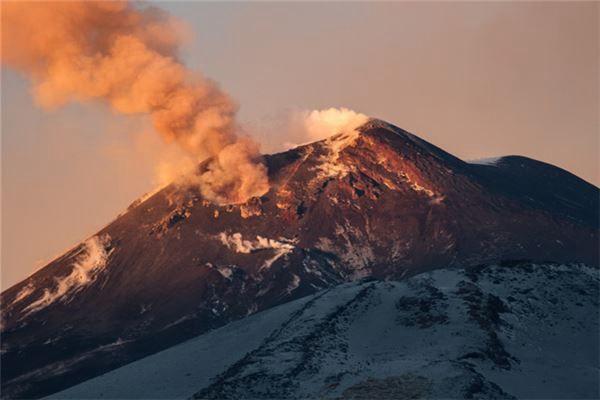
287;274;301;294
315;130;361;179
400;172;435;197
409;181;435;197
218;233;296;270
12;283;34;305
163;314;195;330
316;228;374;272
23;235;112;315
217;266;233;279
95;338;131;352
469;157;503;166
218;233;294;254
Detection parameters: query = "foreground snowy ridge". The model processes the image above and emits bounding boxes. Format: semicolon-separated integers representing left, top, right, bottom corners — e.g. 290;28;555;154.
51;261;599;400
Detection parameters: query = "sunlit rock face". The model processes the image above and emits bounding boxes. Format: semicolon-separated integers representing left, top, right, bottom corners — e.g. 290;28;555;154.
263;119;598;276
1;120;598;399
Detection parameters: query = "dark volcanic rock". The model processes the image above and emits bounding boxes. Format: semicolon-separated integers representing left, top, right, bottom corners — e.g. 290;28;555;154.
1;119;598;398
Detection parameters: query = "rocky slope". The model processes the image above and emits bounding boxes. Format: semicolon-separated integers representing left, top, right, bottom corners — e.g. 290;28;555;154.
2;119;598;398
51;261;599;399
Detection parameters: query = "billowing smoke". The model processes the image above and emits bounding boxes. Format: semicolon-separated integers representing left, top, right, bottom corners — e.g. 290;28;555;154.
301;108;369;142
278;107;369;150
1;1;268;204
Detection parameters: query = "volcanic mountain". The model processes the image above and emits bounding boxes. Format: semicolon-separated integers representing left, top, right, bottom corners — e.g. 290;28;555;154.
1;119;598;399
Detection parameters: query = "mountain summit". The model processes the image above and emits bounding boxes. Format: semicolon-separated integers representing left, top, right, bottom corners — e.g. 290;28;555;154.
2;120;598;398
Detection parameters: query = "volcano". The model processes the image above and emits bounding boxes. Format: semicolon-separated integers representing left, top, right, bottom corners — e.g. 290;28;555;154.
1;119;598;399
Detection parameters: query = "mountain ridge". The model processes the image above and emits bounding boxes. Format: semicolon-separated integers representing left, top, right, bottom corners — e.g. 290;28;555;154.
51;261;599;400
1;119;598;399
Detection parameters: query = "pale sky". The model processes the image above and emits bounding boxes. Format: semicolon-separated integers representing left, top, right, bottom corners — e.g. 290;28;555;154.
2;2;598;290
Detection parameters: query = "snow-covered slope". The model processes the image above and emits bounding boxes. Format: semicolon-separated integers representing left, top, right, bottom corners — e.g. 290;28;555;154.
51;261;599;399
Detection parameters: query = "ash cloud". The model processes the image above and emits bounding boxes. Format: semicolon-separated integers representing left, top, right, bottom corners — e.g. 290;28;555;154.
1;1;268;204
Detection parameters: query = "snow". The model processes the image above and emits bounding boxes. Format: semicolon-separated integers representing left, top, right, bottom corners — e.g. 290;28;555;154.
316;224;374;272
286;274;301;294
94;338;131;352
218;233;294;254
12;283;34;305
216;266;233;279
218;232;253;253
469;157;503;166
163;315;195;330
315;130;362;179
49;296;315;399
198;262;598;399
218;232;296;269
23;235;112;316
397;171;436;197
408;180;435;197
48;262;598;399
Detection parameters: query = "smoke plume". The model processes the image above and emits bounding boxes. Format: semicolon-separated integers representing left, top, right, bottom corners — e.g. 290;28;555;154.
301;108;369;142
1;1;269;204
276;107;369;150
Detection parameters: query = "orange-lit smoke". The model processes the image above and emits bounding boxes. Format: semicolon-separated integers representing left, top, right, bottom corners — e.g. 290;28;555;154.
1;1;268;204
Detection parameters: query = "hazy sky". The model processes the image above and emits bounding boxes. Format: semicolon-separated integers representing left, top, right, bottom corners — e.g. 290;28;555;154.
2;2;598;290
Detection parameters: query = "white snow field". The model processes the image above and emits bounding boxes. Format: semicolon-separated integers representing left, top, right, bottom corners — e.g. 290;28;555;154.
50;262;599;399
